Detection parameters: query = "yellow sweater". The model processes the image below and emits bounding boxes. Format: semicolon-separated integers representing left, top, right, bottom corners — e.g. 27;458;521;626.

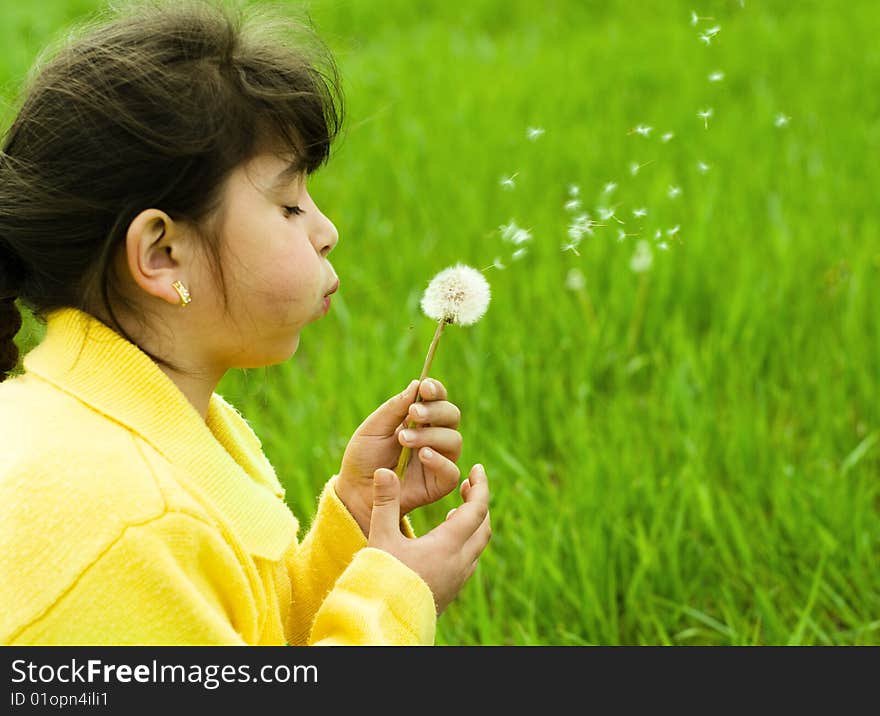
0;307;436;645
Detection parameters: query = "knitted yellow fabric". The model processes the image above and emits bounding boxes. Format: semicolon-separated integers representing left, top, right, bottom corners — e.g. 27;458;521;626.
0;307;436;645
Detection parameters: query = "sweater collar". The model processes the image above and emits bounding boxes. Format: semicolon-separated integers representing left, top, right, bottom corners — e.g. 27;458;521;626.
23;307;297;561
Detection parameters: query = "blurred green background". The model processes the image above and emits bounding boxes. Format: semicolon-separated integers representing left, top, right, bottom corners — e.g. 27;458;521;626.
4;0;879;644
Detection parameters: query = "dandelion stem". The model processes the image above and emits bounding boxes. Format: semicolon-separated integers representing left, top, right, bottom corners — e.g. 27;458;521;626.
395;318;448;480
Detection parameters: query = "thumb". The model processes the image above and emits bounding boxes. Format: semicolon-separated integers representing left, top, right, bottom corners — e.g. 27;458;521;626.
359;380;419;434
369;468;402;544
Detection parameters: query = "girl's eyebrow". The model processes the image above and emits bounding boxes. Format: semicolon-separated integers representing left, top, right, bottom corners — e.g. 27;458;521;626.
269;158;305;191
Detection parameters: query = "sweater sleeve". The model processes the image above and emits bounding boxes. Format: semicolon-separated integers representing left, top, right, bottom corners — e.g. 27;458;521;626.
8;512;254;646
285;475;436;645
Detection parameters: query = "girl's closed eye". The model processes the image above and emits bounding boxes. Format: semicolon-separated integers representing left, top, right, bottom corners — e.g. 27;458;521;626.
283;205;305;217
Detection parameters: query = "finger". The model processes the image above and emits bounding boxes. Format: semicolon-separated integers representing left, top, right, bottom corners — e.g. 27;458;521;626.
446;507;457;520
408;400;461;428
462;510;492;563
437;464;489;541
368;468;402;544
398;426;463;458
359;380;420;435
417;447;461;495
419;377;447;402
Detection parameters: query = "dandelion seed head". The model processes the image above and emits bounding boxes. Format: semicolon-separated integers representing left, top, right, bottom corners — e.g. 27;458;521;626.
526;126;545;141
630;240;653;273
565;268;586;292
420;263;491;326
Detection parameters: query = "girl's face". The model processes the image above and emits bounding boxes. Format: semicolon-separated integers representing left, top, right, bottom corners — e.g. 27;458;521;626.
193;150;339;368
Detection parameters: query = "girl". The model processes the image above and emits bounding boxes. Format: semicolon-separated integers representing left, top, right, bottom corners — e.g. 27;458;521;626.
0;0;491;646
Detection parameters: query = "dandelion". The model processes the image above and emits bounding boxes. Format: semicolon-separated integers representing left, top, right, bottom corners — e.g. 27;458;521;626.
708;71;725;82
774;113;791;128
697;161;711;174
633;207;648;218
568;183;580;197
630;240;653;273
697;107;714;129
629;124;653;137
395;264;491;480
661;132;675;143
500;172;518;190
602;181;618;194
480;256;506;272
511;247;528;261
564;198;582;212
629;159;654;176
500;221;533;246
526;126;545;141
667;185;682;199
565;268;586;292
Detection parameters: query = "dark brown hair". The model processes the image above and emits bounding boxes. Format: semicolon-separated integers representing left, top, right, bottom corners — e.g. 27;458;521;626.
0;0;343;381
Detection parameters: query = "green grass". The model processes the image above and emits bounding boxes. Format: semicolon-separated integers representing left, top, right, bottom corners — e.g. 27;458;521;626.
5;0;879;645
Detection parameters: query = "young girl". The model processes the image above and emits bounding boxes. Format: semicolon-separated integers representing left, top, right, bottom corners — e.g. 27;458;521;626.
0;0;491;646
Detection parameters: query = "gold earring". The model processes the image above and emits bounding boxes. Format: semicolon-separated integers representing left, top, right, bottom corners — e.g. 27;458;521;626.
171;280;191;306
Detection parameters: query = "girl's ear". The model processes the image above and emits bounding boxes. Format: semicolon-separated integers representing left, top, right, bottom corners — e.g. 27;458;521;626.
124;208;190;306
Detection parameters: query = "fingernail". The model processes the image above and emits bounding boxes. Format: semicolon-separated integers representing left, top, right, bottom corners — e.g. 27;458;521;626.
421;447;433;459
409;379;419;391
401;429;415;443
412;404;426;418
476;463;485;475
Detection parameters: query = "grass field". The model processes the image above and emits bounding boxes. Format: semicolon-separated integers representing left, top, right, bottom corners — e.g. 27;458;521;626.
4;0;879;644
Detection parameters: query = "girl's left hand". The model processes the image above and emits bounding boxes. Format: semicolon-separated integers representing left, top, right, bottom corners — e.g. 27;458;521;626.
336;378;463;536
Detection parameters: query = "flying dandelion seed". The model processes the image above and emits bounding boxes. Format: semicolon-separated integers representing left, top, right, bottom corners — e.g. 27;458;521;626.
395;264;491;480
654;229;662;240
597;206;623;223
697;107;714;129
568;184;580;197
564;198;582;212
661;132;675;143
511;247;528;261
690;10;714;26
629;124;653;137
490;257;506;271
617;229;638;242
705;25;721;37
668;185;682;199
630;240;653;273
699;33;712;45
666;225;681;237
500;172;518;190
526;127;545;141
602;181;618;194
633;207;648;218
500;221;533;246
658;242;669;251
629;160;654;176
708;71;725;82
697;161;711;174
565;268;585;292
774;113;791;128
569;214;595;238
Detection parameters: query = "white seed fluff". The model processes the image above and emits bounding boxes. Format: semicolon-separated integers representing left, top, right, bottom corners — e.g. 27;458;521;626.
420;263;491;326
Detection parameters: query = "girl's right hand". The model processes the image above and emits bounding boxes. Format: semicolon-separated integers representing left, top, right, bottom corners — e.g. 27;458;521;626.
367;464;492;615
